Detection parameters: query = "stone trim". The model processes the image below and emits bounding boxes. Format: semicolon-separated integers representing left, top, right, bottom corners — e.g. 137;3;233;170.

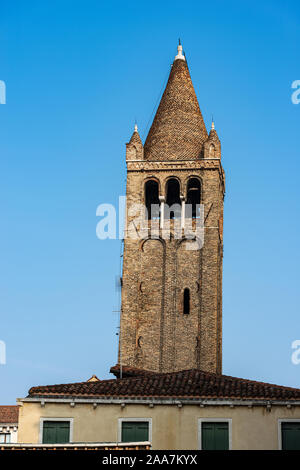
126;160;223;171
18;397;300;407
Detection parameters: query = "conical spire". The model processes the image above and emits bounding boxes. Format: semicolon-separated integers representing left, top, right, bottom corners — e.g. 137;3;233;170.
144;43;207;161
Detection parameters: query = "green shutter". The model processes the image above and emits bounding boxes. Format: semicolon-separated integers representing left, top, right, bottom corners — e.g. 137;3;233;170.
202;422;229;450
121;421;149;442
42;421;70;444
282;422;300;450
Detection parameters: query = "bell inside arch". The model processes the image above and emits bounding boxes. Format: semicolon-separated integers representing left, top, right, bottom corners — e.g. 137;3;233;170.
186;178;201;218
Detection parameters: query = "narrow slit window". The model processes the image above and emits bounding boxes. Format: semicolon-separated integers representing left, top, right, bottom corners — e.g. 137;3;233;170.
183;288;190;315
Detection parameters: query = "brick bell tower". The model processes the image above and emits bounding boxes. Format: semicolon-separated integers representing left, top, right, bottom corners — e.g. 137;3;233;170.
117;43;225;375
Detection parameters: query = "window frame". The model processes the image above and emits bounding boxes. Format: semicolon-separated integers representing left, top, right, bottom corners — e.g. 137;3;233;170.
0;433;11;443
39;417;74;444
198;418;232;450
118;417;152;444
278;419;300;450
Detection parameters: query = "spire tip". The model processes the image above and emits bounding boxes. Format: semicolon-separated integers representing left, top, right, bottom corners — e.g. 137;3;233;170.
175;40;185;62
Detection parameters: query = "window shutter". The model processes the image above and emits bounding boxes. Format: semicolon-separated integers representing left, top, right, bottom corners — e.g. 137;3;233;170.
202;422;229;450
42;421;70;444
282;422;300;450
121;421;149;442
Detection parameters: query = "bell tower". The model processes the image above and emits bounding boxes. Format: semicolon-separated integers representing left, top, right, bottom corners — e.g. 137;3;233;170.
117;43;225;375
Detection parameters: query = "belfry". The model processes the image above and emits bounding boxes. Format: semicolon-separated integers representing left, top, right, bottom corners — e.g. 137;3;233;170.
118;43;225;374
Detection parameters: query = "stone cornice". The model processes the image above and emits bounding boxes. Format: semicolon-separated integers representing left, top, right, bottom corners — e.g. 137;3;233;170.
17;397;300;407
126;159;222;172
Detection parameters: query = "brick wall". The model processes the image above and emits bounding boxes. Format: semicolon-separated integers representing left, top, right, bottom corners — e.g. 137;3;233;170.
119;158;225;374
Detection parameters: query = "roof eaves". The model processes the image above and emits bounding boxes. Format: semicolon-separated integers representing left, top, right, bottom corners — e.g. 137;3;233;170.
18;396;300;407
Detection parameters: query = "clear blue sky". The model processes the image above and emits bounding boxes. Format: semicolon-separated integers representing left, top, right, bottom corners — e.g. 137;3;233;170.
0;0;300;404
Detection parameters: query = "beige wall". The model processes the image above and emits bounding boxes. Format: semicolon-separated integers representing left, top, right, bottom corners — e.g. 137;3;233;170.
17;401;300;450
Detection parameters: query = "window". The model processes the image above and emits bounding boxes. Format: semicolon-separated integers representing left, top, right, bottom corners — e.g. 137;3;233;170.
183;288;190;315
121;421;149;442
42;420;70;444
165;179;181;219
199;419;231;450
280;421;300;450
186;178;201;218
145;180;160;220
0;433;11;443
118;418;152;443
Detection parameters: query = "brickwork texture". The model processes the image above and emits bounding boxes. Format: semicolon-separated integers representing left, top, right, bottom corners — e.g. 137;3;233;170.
118;49;225;375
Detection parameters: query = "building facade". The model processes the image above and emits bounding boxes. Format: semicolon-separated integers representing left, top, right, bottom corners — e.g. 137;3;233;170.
17;368;300;450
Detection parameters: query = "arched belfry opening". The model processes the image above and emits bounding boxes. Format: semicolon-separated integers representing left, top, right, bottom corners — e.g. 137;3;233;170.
145;180;160;220
165;178;181;219
186;178;201;218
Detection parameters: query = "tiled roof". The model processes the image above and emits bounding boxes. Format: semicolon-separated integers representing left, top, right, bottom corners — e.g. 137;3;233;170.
28;369;300;401
144;58;208;161
0;406;19;424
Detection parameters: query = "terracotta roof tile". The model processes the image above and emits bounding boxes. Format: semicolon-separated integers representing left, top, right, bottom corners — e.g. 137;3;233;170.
0;406;19;424
27;369;300;401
